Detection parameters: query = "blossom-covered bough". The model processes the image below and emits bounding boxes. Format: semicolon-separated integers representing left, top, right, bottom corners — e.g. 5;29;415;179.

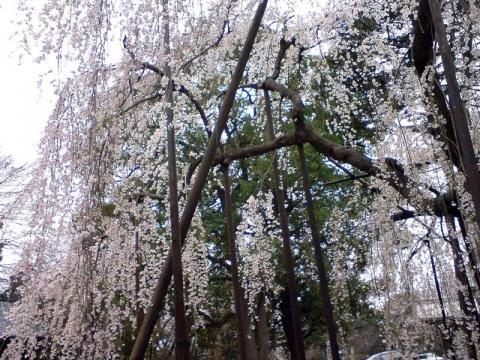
6;0;480;358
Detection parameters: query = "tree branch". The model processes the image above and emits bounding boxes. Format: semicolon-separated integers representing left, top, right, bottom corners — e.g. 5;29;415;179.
177;85;212;138
186;134;298;184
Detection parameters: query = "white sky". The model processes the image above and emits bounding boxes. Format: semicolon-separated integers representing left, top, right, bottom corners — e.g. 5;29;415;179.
0;2;55;277
0;2;54;166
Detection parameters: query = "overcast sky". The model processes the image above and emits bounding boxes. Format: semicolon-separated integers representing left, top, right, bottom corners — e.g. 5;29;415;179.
0;2;54;166
0;2;55;275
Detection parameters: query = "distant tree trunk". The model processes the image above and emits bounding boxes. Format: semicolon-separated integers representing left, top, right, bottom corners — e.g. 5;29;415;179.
264;89;306;360
256;291;269;360
222;164;256;360
296;142;340;360
163;0;190;358
279;289;298;360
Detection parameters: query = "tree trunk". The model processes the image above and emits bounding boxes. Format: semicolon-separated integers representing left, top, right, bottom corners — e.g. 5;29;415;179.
457;218;480;297
264;89;306;360
163;0;190;357
222;164;256;360
428;0;480;238
296;142;340;360
135;230;144;337
448;217;479;359
256;291;269;360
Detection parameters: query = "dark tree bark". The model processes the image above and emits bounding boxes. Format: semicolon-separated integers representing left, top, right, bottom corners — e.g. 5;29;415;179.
447;216;479;359
264;89;306;360
222;164;255;360
279;289;297;360
457;218;480;295
163;0;190;357
296;142;340;360
135;230;144;337
428;0;480;236
425;240;455;358
411;0;459;171
411;0;435;77
256;291;269;360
